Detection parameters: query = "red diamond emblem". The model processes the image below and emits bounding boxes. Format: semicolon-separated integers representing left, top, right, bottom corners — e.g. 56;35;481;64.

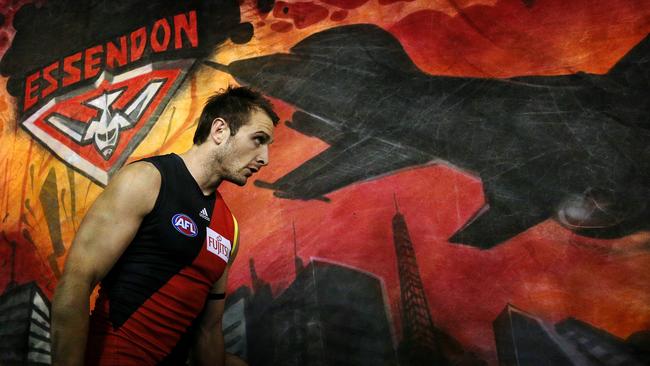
22;60;194;185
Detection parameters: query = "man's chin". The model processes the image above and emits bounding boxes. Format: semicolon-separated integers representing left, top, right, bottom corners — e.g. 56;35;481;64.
225;175;248;186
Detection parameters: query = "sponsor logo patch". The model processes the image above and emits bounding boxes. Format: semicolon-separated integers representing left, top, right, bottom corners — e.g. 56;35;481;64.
172;213;198;237
206;227;231;263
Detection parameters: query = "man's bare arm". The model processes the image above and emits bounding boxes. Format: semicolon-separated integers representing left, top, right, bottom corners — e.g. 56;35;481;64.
192;234;241;366
51;162;160;366
192;268;229;366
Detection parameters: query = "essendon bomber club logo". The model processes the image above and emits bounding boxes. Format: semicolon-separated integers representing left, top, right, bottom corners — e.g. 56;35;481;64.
21;11;198;185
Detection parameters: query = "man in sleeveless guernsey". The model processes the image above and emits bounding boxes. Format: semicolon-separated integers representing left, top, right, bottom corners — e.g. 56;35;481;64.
51;86;279;365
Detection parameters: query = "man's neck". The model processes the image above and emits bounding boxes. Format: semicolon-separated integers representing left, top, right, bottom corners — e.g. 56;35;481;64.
178;146;222;196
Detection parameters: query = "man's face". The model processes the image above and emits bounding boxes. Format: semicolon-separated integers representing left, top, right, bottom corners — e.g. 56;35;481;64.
217;109;275;186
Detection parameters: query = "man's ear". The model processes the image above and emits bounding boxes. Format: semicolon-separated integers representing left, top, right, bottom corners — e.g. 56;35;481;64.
210;117;230;145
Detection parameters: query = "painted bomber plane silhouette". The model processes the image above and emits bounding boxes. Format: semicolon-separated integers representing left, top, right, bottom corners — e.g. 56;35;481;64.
207;25;650;249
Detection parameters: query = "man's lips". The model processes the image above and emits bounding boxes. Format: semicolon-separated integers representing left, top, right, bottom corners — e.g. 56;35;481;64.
245;166;260;176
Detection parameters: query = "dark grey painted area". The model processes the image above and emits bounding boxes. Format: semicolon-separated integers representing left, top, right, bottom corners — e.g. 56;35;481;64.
210;24;650;248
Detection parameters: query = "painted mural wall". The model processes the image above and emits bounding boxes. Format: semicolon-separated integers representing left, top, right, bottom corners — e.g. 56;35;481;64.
0;0;649;364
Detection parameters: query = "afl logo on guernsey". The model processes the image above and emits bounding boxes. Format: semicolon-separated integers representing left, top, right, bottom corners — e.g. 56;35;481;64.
172;214;198;237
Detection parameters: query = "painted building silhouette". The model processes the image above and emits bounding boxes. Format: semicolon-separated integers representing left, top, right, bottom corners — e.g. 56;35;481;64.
391;198;442;365
225;259;398;366
0;281;52;365
391;199;486;366
493;303;648;365
224;220;398;366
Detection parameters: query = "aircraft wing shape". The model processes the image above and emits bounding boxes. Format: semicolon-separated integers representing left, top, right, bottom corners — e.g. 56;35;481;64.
255;132;432;200
284;110;348;146
449;195;549;249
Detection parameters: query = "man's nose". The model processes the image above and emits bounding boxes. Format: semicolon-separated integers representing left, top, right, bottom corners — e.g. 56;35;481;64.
257;145;269;166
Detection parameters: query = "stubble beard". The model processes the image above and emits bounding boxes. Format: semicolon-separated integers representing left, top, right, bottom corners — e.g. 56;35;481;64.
212;141;248;187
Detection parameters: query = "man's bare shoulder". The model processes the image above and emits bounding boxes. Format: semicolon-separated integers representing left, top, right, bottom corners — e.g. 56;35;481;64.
100;160;161;215
108;161;160;189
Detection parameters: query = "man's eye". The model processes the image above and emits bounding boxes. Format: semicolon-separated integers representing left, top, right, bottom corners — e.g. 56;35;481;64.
254;137;263;145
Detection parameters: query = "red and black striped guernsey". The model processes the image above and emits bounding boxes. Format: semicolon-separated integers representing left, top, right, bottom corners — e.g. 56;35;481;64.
85;153;239;365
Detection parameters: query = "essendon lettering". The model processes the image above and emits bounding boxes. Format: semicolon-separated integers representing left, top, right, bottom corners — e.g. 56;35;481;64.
23;11;198;111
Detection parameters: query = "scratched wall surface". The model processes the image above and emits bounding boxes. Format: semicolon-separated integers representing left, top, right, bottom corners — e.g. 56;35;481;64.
0;0;649;365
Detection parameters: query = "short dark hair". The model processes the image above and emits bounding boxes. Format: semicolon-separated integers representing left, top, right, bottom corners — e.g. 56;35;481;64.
193;86;279;145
